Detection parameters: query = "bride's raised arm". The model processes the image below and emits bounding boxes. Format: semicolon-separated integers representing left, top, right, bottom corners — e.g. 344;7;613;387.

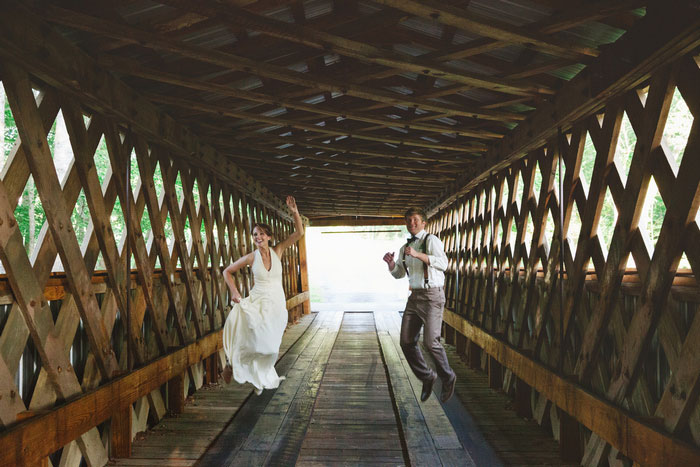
273;196;304;256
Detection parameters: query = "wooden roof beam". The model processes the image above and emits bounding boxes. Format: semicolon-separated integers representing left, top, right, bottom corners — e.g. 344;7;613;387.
157;0;552;96
298;199;420;210
147;93;486;153
415;0;644;64
229;153;459;181
237;163;448;186
81;0;291;53
223;145;461;173
535;0;646;35
249;174;444;194
299;199;422;209
262;179;438;197
299;208;408;217
314;0;622;95
36;5;532;121
227;95;512;138
373;0;599;60
98;55;513;131
264;182;437;198
208;133;471;164
308;217;405;226
317;58;548;125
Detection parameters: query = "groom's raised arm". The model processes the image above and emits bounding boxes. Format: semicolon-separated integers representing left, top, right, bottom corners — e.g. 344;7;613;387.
384;248;406;279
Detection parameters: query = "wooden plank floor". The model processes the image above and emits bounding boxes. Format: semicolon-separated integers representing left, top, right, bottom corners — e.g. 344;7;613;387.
109;313;315;467
375;311;474;466
298;312;406;466
110;310;573;466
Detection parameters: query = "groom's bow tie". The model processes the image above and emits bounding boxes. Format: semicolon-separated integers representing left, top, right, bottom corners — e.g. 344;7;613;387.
406;236;418;244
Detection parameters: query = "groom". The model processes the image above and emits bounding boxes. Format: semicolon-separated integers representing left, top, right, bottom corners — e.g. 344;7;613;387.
383;207;457;403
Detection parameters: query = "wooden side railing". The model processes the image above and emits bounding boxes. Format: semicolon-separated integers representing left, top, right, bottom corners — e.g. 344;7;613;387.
0;290;309;466
429;51;700;466
0;12;310;465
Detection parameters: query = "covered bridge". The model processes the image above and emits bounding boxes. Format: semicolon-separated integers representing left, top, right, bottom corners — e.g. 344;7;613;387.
0;0;699;465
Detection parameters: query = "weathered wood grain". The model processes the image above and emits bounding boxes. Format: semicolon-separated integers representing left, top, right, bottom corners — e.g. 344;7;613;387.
443;310;700;466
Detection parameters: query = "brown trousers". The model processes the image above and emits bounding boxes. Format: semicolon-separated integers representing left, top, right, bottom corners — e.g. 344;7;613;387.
399;287;455;383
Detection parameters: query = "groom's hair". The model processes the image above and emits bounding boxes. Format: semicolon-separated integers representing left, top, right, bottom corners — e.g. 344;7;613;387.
252;222;273;238
404;207;427;222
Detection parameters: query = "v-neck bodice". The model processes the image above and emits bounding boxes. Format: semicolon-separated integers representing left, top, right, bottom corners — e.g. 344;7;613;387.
251;249;283;290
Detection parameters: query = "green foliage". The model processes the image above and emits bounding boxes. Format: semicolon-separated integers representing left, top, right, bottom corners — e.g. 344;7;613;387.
94;135;111;187
664;89;693;168
580;131;596;192
70;190;89;248
15;176;46;253
598;189;617;253
532;162;542;199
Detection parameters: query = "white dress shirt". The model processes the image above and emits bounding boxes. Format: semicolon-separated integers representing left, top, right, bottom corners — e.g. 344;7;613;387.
390;230;448;289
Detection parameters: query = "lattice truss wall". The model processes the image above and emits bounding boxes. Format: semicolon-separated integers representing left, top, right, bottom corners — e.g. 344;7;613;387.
429;52;700;463
0;65;302;465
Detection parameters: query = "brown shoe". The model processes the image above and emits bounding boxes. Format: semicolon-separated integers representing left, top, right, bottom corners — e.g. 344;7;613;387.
223;364;233;384
421;373;437;402
441;374;456;403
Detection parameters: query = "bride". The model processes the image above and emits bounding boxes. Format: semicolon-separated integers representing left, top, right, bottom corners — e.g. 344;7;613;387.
221;195;304;394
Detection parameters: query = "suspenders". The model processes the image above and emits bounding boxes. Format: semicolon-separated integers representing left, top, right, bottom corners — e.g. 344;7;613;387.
402;234;432;287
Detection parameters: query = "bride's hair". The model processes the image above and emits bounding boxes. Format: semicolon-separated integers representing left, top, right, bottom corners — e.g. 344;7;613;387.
252;222;273;238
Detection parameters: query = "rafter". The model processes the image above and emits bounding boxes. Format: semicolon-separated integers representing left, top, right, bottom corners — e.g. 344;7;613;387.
37;5;532;122
230;153;454;182
262;181;437;198
145;93;487;153
99;55;517;129
373;0;599;60
208;132;470;165
158;0;552;96
239;162;447;187
223;144;460;173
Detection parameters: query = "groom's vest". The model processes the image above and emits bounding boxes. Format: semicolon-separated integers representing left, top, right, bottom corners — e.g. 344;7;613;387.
402;234;434;288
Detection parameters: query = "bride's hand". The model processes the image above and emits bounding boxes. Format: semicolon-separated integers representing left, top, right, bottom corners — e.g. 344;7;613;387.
286;195;299;214
230;290;242;304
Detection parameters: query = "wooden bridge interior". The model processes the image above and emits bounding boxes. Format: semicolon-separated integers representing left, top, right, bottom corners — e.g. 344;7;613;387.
0;0;699;465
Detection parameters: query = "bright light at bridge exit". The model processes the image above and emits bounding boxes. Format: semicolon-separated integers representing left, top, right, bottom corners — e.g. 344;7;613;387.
305;225;410;312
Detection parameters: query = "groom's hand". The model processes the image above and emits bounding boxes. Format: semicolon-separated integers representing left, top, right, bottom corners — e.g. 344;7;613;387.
382;252;396;271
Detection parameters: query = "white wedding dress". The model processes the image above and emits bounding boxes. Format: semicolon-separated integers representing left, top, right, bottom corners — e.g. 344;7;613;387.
222;249;288;394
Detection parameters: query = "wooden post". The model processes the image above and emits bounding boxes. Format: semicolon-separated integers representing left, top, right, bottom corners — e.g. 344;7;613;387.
110;405;132;458
488;355;502;390
467;340;481;369
168;374;185;414
210;354;218;384
455;332;466;357
297;232;311;315
205;354;217;384
515;377;532;419
444;324;455;345
559;408;582;462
